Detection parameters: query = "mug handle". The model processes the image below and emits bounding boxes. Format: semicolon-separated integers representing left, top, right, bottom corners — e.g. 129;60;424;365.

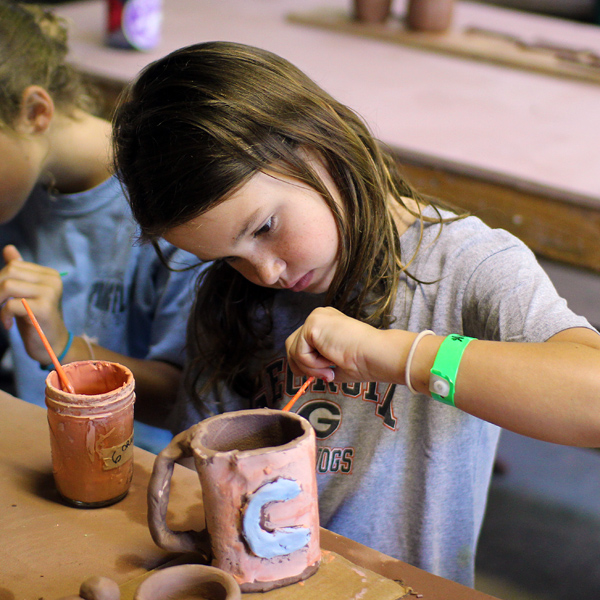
147;426;210;556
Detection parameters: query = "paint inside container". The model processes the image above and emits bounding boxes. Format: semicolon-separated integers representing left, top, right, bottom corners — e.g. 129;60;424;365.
45;360;135;508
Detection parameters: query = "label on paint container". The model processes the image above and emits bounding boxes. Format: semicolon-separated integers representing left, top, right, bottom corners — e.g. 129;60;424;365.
100;434;134;470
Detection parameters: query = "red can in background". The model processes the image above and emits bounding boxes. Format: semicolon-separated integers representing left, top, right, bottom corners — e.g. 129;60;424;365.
106;0;162;51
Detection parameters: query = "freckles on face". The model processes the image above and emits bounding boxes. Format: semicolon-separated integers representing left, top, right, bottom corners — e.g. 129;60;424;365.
272;197;339;292
163;166;342;293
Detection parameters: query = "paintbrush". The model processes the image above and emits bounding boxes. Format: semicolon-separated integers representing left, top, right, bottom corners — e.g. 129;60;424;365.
281;376;315;412
21;298;75;393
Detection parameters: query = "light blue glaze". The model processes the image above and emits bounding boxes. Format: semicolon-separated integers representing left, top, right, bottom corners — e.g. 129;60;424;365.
242;478;311;559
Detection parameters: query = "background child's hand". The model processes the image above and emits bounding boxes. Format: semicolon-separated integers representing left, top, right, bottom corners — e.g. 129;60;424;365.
286;307;403;383
0;245;70;364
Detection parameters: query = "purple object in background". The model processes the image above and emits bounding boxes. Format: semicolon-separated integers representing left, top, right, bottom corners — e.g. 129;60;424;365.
106;0;162;51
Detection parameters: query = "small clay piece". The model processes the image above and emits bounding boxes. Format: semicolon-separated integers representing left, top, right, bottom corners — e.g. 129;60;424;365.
406;0;454;32
148;409;321;592
135;564;241;600
55;566;240;600
80;576;121;600
353;0;392;23
45;361;135;508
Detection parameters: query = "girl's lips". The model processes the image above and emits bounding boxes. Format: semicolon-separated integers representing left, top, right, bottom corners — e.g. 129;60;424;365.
290;271;313;292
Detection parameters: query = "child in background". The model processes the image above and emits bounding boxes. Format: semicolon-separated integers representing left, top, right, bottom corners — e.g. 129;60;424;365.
0;2;198;452
112;41;600;585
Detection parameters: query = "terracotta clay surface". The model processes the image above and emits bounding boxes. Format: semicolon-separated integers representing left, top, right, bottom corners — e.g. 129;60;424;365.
148;409;320;592
45;361;135;506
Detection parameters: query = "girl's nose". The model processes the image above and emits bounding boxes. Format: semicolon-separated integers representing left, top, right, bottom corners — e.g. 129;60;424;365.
255;256;285;286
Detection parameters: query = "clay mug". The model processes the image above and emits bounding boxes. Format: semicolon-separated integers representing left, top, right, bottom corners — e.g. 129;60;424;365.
406;0;454;32
148;408;321;592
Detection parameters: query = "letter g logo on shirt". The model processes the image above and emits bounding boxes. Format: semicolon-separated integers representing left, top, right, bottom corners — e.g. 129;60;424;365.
298;401;341;440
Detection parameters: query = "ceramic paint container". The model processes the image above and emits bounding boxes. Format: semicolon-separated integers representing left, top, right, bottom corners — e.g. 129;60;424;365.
148;409;321;592
45;360;135;508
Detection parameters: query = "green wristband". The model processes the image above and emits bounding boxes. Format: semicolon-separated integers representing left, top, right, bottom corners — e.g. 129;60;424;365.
429;334;476;406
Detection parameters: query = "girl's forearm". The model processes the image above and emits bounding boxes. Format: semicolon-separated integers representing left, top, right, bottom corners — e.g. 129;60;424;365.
287;309;600;446
407;328;600;447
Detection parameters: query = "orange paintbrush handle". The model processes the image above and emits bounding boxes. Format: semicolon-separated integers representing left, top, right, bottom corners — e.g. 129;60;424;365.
21;298;75;394
281;376;315;412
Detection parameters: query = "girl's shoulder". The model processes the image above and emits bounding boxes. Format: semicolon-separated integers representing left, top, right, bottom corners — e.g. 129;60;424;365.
402;205;533;279
410;205;523;254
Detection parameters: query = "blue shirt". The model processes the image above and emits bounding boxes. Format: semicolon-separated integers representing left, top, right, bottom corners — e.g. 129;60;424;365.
0;176;199;452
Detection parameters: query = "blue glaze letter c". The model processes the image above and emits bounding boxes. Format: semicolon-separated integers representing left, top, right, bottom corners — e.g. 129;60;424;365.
242;478;311;559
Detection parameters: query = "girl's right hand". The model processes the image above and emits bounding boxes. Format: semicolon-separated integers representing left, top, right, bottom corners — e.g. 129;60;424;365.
285;307;410;384
0;245;70;364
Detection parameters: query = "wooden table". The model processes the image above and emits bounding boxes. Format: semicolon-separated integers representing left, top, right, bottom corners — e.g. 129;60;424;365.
55;0;600;273
0;391;497;599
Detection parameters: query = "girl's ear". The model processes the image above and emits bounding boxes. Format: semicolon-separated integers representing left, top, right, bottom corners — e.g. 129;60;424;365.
15;86;55;135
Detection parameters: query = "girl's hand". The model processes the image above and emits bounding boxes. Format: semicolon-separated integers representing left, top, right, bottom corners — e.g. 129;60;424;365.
286;307;409;383
0;245;69;364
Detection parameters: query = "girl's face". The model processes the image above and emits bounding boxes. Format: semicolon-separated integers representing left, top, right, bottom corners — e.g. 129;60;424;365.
164;161;341;294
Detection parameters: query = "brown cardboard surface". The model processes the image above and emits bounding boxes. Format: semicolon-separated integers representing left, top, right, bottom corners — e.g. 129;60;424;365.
0;392;205;600
320;529;500;600
288;7;600;85
118;551;410;599
1;391;498;600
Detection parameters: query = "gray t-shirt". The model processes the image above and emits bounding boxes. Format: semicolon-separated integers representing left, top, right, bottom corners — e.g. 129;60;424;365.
172;208;593;586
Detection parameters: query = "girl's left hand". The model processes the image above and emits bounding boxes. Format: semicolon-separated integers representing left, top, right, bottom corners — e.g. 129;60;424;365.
0;245;69;364
286;306;409;383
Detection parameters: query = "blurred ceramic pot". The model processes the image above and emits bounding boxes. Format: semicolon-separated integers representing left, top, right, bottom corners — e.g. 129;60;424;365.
353;0;393;23
406;0;454;32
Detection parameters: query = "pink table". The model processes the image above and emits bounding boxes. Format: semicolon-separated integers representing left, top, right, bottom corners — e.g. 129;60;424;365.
56;0;600;271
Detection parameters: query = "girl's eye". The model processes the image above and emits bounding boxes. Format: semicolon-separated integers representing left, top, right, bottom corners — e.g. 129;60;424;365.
254;217;273;237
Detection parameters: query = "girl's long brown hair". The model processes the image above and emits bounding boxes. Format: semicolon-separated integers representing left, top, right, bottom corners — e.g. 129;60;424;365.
112;41;452;405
